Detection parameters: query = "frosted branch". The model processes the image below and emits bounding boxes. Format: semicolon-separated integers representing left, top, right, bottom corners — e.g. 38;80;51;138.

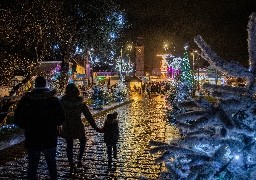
211;91;242;100
150;145;195;155
165;161;188;178
186;154;210;164
220;98;253;112
155;151;173;163
176;111;208;123
180;136;221;147
149;145;172;154
216;108;234;129
177;117;215;132
194;35;253;81
188;117;215;130
149;140;168;146
248;12;256;74
187;127;217;136
232;127;254;136
202;83;248;95
189;163;216;178
178;101;201;111
220;139;245;150
210;145;227;162
193;97;213;110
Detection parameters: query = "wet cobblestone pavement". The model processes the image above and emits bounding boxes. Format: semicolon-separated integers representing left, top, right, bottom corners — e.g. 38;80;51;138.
0;96;179;179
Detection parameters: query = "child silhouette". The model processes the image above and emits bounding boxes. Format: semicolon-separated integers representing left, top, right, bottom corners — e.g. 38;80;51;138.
103;112;119;166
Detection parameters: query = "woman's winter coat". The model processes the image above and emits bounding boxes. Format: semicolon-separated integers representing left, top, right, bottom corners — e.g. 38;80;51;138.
60;95;98;139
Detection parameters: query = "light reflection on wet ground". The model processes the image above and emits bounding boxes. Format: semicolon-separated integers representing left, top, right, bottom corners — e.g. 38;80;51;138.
0;95;179;179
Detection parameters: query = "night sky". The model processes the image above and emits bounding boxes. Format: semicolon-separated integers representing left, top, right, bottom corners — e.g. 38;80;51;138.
115;0;256;70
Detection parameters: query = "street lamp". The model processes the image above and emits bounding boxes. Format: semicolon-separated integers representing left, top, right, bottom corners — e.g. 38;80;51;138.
127;44;132;52
191;50;198;91
163;42;169;52
197;62;200;90
120;47;123;80
119;44;133;80
127;44;132;64
127;44;133;76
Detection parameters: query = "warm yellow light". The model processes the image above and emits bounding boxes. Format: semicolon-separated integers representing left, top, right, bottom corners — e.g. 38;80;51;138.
163;43;169;50
127;44;132;51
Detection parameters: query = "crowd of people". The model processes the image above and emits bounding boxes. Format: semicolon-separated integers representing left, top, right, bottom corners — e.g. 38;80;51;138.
77;83;127;101
132;81;172;98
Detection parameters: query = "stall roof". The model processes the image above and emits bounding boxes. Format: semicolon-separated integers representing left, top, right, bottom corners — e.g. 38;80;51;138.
125;76;142;82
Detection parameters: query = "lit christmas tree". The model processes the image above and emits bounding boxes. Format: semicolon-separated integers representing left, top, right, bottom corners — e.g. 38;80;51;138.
91;86;104;110
179;45;194;94
150;13;256;179
113;81;128;102
167;46;193;118
50;64;62;82
115;58;134;79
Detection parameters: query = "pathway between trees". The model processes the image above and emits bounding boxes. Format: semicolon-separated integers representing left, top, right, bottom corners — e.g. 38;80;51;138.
0;95;179;179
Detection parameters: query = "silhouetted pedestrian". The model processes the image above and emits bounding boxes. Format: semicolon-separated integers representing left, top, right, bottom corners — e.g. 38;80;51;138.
146;84;151;99
102;112;119;167
142;83;145;93
60;83;101;173
14;76;66;180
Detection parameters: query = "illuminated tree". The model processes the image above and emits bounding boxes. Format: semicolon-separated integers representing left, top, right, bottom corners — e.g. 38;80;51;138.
115;58;134;77
1;0;126;92
171;46;193;103
180;45;193;91
150;13;256;179
0;0;126;123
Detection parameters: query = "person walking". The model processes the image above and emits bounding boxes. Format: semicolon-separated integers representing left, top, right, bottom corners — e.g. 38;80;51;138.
102;112;119;167
14;76;66;180
60;83;101;172
146;84;152;99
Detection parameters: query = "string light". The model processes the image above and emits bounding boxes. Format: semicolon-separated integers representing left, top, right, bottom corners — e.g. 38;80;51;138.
235;155;240;160
1;0;127;86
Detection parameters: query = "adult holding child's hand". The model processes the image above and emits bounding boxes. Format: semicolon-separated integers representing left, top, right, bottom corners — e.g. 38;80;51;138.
60;83;101;173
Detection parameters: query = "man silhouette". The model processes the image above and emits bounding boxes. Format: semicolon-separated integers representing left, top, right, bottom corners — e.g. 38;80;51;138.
14;76;66;179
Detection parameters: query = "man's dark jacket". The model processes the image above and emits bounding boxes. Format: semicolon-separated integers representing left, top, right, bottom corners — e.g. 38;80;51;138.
14;88;66;150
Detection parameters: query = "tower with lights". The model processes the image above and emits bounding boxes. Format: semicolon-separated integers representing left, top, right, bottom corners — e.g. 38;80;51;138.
135;37;145;76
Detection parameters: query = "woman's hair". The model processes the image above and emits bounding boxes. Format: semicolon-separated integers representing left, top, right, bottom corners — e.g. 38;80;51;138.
112;112;118;119
65;83;80;97
35;76;46;88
